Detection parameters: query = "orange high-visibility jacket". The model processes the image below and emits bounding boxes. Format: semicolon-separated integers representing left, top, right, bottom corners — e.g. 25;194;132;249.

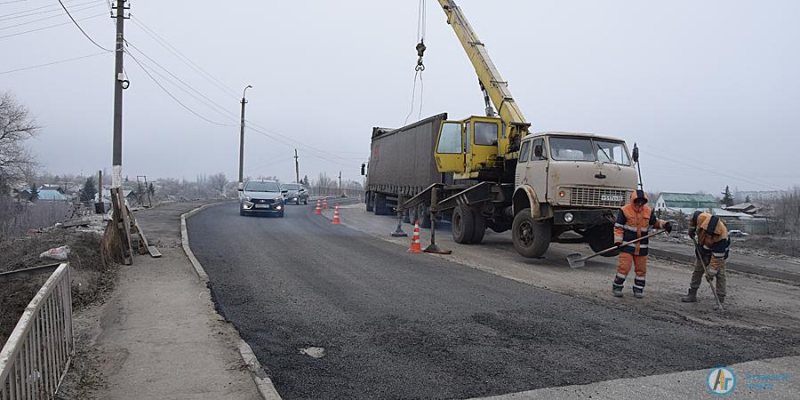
690;212;730;272
614;190;667;256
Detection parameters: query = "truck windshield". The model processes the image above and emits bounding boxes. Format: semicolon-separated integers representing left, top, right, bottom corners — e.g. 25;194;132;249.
245;181;280;192
549;137;630;165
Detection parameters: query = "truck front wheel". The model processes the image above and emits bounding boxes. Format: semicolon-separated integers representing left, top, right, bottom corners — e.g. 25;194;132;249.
470;209;486;244
512;209;552;258
452;205;476;244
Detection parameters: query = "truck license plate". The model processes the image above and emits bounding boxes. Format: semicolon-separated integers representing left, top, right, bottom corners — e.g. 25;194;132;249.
601;194;623;202
255;204;270;209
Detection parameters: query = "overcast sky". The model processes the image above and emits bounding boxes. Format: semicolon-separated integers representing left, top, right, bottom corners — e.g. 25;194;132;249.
2;0;798;193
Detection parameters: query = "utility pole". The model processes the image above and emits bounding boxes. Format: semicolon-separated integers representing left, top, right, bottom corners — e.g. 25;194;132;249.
238;85;252;189
112;0;129;189
294;149;300;183
338;171;342;196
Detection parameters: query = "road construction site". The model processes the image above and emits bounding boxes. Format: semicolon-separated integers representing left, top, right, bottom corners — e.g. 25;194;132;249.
186;200;800;399
325;202;800;333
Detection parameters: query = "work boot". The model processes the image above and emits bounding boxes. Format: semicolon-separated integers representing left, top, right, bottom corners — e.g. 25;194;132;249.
717;295;725;304
681;288;698;303
633;290;644;299
612;287;623;298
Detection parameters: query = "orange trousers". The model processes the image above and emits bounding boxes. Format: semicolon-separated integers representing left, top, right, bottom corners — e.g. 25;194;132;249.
617;252;647;279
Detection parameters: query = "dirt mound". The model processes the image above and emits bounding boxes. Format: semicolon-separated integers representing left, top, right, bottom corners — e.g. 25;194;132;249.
0;229;117;346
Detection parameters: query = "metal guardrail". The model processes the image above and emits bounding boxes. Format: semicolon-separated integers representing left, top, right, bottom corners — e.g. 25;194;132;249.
0;263;74;399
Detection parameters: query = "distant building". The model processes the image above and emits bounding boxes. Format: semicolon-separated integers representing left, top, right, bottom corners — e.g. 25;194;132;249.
654;192;719;215
37;189;68;201
734;190;785;203
724;203;763;215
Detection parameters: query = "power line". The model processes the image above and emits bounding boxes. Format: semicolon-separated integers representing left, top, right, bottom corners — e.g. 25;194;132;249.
0;2;104;30
126;50;236;127
57;0;111;51
0;12;103;40
130;15;239;99
0;0;101;21
124;40;239;122
0;51;107;75
643;151;786;191
0;1;28;6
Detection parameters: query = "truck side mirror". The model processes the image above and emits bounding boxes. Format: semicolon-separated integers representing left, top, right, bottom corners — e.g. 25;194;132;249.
361;163;366;176
632;143;639;163
534;145;544;159
237;182;244;191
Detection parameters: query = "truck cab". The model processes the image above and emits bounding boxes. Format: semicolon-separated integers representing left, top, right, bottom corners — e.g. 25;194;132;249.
511;132;638;257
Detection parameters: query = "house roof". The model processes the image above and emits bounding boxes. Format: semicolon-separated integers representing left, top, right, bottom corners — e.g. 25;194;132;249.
725;203;761;212
37;189;68;201
658;192;718;208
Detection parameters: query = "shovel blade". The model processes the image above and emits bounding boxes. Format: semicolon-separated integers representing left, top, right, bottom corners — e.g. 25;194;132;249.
566;253;586;268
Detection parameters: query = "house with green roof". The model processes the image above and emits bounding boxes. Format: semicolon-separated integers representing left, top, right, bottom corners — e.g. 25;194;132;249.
653;192;719;213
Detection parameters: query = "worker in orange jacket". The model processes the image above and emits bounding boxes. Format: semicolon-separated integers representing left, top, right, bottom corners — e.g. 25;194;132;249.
681;211;730;304
612;190;671;298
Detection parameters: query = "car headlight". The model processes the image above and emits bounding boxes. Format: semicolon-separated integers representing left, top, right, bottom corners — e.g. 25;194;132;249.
244;196;252;202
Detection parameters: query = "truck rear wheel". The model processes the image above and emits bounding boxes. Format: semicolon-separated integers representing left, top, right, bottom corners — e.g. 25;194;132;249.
512;209;552;258
470;210;486;244
452;205;476;244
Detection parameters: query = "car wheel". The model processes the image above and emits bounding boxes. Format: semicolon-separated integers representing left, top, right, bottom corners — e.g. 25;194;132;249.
512;209;552;258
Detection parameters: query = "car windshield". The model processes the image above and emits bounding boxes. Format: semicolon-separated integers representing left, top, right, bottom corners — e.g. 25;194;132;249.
282;184;302;190
245;181;280;192
549;137;630;165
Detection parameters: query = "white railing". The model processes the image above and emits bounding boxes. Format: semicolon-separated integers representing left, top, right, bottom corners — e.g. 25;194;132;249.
0;263;74;400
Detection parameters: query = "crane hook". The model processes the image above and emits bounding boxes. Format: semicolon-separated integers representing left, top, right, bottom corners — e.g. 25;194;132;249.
415;40;427;71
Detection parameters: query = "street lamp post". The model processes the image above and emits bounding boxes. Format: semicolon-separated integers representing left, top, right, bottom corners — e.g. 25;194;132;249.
238;85;252;190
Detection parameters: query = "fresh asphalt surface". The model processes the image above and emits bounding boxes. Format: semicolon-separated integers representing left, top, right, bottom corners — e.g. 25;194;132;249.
188;202;800;399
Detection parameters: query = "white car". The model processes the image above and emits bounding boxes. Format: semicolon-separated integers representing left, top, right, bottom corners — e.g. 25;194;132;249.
728;229;749;237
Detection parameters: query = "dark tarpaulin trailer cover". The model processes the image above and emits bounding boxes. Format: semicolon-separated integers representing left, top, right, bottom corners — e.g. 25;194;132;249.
367;113;450;197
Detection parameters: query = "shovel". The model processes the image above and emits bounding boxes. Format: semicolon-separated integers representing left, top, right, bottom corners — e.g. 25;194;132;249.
566;229;667;268
690;236;724;312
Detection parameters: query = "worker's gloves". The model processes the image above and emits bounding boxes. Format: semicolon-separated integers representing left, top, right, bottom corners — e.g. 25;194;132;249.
688;229;696;240
664;222;673;234
706;267;719;281
614;241;623;248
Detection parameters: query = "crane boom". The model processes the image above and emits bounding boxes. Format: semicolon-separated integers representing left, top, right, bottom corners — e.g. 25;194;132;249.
437;0;530;147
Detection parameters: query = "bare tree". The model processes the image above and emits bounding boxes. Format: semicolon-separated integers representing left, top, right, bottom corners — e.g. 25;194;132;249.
207;173;228;197
0;92;39;195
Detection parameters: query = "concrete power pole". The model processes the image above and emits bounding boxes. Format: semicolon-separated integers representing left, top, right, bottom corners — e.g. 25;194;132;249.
338;171;342;196
238;85;252;189
112;0;128;188
294;149;299;183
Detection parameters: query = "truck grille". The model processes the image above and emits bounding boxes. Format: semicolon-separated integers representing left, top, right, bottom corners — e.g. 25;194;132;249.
569;187;629;207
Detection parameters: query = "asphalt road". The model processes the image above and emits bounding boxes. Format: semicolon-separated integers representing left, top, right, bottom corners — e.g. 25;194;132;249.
188;202;800;399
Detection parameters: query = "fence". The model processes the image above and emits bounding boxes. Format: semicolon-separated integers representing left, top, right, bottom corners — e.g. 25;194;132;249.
309;186;363;199
0;263;74;400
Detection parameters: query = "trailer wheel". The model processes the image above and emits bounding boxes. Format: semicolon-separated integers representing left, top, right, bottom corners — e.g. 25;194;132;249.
452;205;476;244
512;209;552;258
586;224;619;257
365;192;374;212
374;193;389;215
470;209;486;244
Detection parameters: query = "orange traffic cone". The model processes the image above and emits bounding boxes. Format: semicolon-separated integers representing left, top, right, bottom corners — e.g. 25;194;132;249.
323;198;328;209
408;220;423;254
315;199;322;214
331;204;341;225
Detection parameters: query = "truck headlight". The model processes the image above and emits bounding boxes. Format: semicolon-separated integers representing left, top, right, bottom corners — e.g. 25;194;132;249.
564;212;574;223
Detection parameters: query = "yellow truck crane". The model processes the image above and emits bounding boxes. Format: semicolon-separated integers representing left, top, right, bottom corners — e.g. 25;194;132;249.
383;0;639;258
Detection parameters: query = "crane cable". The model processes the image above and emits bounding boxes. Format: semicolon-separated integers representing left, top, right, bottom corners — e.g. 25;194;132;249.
404;0;427;125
